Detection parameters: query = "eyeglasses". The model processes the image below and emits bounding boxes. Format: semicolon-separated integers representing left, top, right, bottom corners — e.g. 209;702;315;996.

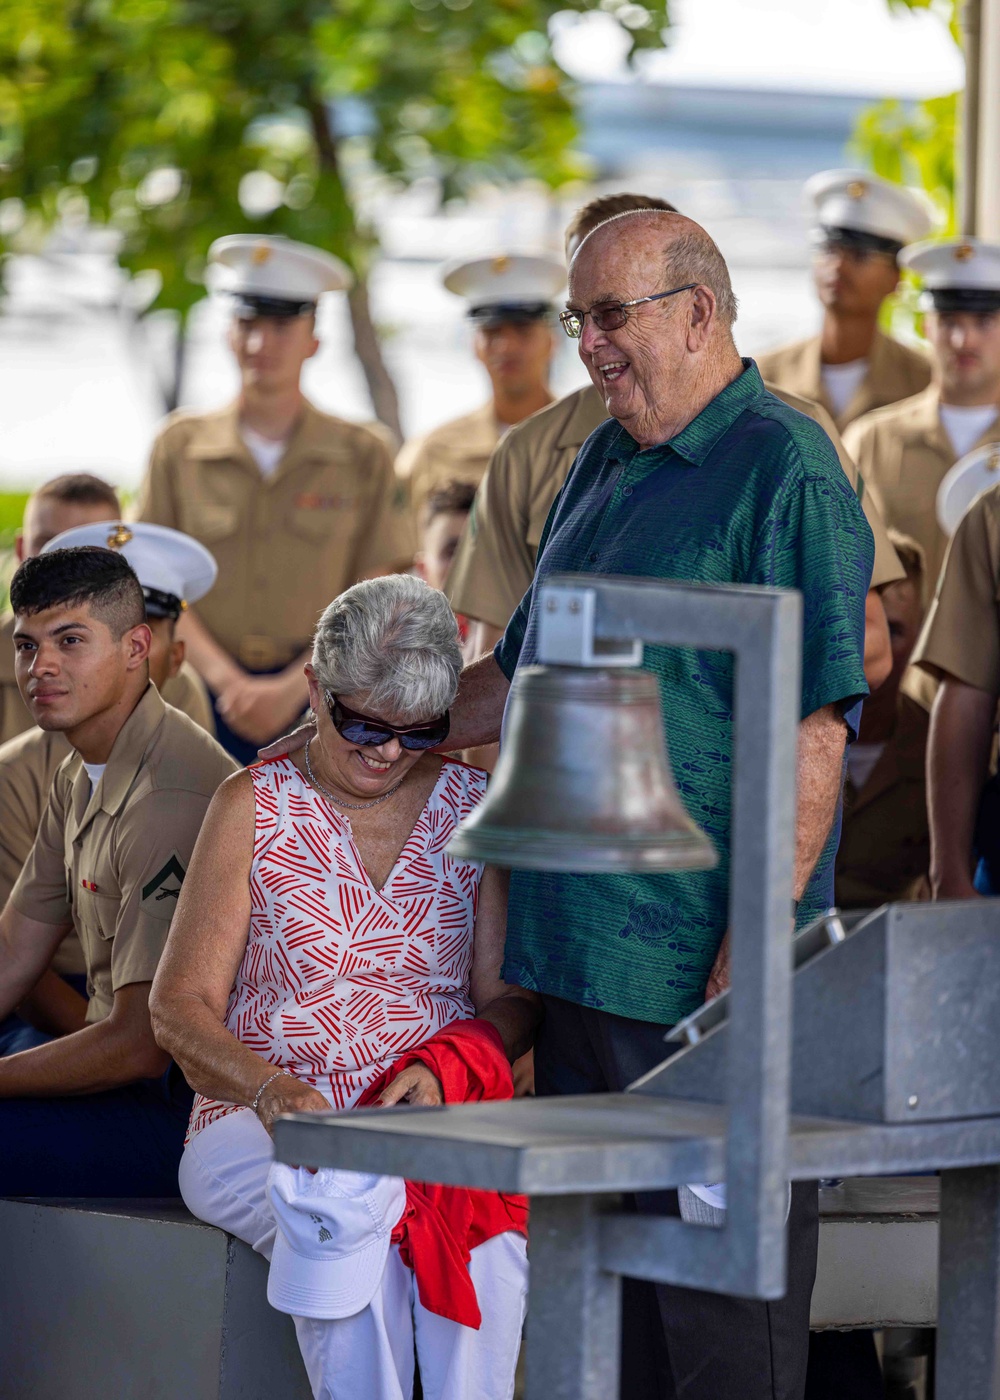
559;284;697;338
326;692;451;751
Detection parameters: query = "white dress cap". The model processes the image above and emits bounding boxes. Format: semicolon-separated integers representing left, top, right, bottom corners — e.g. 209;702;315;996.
901;237;1000;312
442;253;566;322
937;442;1000;536
805;169;935;250
209;235;352;315
42;521;218;619
266;1162;407;1319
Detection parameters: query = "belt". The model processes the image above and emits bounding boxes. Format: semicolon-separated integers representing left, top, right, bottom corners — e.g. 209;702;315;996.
236;635;309;671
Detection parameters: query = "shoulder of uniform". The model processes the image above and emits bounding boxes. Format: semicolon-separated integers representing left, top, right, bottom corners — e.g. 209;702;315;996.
414;404;494;449
755;337;815;370
848;389;933;444
303;403;389;449
878;330;933;365
0;725;60;769
151;404;231;447
144;706;240;796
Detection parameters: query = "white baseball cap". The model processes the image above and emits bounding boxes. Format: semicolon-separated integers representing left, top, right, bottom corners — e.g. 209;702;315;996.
805;169;935;255
266;1163;406;1319
209;234;353;317
42;520;217;620
442;253;565;325
937;442;1000;536
901;237;1000;314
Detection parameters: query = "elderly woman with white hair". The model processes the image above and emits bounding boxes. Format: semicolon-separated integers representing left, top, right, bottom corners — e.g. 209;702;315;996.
149;575;540;1400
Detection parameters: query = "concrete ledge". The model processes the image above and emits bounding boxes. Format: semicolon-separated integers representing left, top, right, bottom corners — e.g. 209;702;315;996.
0;1198;312;1400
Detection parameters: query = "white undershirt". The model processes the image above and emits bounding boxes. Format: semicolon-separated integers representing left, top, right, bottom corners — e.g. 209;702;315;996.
83;761;107;796
241;425;288;478
847;742;885;792
820;359;868;419
939;403;1000;460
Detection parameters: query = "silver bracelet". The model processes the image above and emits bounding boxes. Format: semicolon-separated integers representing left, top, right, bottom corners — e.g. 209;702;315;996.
251;1069;289;1115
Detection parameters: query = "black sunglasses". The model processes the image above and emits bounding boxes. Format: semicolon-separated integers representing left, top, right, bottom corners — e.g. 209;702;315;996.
326;692;451;750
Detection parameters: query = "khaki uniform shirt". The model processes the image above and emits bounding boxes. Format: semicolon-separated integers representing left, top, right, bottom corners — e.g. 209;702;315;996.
11;685;237;1021
447;382;904;630
136;400;413;669
756;328;933;432
844;385;1000;591
912;481;1000;694
834;694;930;908
0;666;215;975
397;402;503;524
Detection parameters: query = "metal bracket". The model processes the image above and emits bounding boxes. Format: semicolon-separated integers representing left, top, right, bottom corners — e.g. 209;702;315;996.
537;583;643;668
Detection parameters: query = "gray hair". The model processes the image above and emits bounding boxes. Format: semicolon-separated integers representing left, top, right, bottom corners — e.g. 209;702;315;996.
312;575;462;721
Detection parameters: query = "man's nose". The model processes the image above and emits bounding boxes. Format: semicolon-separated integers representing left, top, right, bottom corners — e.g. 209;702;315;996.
579;316;609;356
29;645;59;676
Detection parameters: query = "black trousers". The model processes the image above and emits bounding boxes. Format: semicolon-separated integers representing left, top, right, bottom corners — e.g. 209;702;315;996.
534;994;819;1400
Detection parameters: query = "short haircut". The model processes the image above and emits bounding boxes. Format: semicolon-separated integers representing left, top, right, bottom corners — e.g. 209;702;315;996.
29;473;121;515
887;529;925;586
9;547;146;640
423;479;477;528
312;575;462;722
565;193;678;251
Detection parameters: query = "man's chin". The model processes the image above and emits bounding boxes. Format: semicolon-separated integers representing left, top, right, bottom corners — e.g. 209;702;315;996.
30;706;76;733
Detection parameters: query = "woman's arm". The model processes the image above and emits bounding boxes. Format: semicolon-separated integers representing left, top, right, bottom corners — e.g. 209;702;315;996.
149;771;330;1134
468;865;543;1061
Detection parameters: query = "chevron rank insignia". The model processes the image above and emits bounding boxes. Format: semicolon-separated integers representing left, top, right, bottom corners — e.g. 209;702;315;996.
141;854;187;912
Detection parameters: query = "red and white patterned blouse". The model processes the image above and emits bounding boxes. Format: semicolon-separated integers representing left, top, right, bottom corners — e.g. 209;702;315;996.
188;755;486;1140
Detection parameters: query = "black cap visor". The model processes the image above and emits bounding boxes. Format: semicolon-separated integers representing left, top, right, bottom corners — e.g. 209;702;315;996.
468;301;552;328
143;587;183;622
923;287;1000;315
812;225;903;259
232;293;316;319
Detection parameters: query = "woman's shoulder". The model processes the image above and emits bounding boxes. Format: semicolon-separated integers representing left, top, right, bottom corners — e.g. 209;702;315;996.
435;756;489;808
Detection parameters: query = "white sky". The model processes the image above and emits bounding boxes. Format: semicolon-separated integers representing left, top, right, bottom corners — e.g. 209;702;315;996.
555;0;963;98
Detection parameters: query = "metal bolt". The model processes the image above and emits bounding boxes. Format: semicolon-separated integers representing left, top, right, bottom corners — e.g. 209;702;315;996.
545;598;558;612
907;1094;919;1109
568;599;582;613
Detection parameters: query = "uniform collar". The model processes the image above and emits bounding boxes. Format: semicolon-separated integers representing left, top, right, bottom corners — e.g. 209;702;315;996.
186;398;344;476
897;384;956;458
620;359;765;468
554;385;609;451
68;684;166;841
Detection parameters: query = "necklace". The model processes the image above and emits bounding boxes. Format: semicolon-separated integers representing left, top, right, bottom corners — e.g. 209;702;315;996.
304;739;404;812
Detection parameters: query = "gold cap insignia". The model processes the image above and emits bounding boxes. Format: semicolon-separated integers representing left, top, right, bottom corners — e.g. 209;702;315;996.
491;255;511;275
846;180;867;200
251;242;272;266
106;524;133;549
955;243;976;262
989;449;1000;474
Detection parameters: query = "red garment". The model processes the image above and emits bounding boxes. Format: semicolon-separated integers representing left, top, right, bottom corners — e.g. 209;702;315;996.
356;1018;528;1329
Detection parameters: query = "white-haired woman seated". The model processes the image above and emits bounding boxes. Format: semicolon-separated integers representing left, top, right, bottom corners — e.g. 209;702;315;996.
150;575;540;1400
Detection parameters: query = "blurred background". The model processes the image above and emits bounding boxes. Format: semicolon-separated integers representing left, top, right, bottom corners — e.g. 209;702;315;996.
0;0;963;534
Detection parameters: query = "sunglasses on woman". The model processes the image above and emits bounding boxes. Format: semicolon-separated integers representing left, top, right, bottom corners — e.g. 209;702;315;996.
326;692;451;750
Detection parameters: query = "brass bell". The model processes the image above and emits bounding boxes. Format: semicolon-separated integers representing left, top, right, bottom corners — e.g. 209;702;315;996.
447;665;717;873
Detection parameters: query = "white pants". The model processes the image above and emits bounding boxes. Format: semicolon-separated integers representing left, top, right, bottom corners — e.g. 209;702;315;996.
179;1110;528;1400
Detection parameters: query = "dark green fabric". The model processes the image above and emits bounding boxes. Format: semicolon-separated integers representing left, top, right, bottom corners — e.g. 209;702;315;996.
495;361;873;1023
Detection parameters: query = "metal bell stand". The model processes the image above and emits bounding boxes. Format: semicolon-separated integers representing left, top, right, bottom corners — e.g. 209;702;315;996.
275;574;1000;1400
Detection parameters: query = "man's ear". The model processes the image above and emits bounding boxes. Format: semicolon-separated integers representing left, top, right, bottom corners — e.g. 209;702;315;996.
13;530;25;563
686;286;717;352
125;622;153;671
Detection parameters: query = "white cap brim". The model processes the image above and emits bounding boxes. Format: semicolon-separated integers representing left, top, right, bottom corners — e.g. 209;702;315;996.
267;1224;392;1320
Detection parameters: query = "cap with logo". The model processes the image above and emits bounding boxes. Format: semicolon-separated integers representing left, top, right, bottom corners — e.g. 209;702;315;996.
443;253;566;327
805;169;935;258
266;1163;407;1320
209;235;353;319
937;442;1000;536
901;237;1000;314
42;521;218;620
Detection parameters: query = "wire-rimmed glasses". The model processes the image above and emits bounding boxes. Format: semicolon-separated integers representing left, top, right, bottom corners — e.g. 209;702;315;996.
559;283;698;338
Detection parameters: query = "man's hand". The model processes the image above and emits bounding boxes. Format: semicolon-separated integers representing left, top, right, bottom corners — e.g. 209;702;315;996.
928;679;996;900
216;670;308;745
377;1063;444;1107
258;719;317;761
704;931;731;1000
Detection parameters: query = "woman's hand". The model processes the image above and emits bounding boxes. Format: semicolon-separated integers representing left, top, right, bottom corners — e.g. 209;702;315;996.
376;1063;444;1108
255;1073;331;1137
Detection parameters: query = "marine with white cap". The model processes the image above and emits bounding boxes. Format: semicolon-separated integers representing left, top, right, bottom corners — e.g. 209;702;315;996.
395;252;565;522
757;169;934;430
0;520;222;1059
844;236;1000;588
137;234;413;765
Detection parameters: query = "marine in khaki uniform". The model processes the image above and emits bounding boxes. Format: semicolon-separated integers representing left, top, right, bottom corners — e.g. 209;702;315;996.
0;520;220;1043
396;254;565;521
137;235;412;765
835;534;929;908
757;169;933;431
844;237;1000;590
0;547;237;1197
912;465;1000;898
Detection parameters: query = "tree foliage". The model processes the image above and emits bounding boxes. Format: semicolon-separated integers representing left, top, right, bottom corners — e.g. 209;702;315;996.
0;0;672;424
